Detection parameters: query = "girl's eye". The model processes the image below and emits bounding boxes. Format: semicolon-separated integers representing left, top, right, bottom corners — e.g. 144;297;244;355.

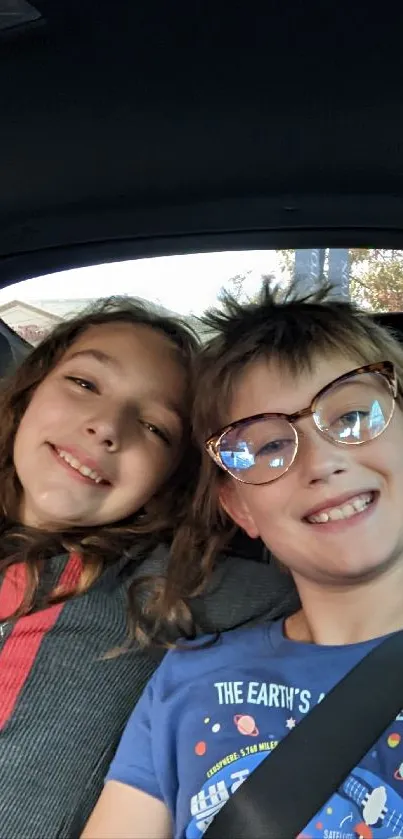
65;376;97;392
141;421;171;446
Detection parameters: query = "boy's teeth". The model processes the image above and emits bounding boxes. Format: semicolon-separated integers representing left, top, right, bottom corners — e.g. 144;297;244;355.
56;449;103;484
307;493;372;524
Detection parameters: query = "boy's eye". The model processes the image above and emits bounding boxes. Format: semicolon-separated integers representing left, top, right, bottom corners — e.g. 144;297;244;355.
65;376;97;392
141;420;171;446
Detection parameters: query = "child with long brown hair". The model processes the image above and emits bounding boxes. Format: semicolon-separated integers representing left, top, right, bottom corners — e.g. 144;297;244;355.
85;284;403;839
0;294;284;838
0;296;201;837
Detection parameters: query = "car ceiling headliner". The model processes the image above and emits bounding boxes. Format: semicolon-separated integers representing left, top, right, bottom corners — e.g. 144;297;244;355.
2;0;403;288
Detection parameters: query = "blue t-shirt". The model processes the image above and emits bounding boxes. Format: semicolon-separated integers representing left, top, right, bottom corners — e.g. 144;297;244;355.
107;621;403;839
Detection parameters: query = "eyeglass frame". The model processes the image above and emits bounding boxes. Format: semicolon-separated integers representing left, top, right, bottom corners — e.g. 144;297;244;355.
205;361;398;486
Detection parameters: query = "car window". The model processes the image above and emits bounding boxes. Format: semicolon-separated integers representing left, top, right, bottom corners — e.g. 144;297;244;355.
0;248;401;346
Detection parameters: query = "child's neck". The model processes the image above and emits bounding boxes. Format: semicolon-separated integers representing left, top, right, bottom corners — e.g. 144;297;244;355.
285;559;403;646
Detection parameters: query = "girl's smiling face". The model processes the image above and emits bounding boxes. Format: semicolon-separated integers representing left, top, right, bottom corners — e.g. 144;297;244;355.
14;321;187;529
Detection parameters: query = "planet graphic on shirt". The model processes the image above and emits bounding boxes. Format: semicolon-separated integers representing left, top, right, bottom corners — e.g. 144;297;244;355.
354;822;372;839
234;714;259;736
388;732;401;748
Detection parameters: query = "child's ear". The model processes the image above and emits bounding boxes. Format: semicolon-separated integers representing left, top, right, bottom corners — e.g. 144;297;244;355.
219;482;260;539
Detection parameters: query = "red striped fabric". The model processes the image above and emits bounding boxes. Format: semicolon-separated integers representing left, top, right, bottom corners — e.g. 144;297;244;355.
0;553;82;729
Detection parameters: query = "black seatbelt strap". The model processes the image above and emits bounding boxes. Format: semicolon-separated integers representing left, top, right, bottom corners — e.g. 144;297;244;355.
205;629;403;839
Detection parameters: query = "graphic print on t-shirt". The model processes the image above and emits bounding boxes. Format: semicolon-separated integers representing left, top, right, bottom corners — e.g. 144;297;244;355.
105;622;403;839
185;680;403;839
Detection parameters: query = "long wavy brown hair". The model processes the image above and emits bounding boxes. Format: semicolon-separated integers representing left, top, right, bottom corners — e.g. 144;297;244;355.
135;281;403;646
0;296;200;621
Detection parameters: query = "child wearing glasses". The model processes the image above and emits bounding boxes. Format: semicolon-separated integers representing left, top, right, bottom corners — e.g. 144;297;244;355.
84;284;403;839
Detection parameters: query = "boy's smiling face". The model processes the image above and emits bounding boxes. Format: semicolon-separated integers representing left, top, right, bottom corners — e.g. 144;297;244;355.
220;353;403;586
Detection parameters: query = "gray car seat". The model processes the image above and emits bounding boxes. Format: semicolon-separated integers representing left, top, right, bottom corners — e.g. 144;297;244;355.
0;319;30;377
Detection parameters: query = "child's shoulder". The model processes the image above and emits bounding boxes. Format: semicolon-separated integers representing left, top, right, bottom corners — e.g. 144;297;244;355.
154;622;272;692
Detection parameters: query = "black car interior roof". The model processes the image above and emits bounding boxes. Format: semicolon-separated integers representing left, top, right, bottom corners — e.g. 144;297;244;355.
1;1;403;286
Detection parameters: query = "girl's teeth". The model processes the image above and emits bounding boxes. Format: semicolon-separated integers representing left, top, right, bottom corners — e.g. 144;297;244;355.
56;449;103;484
307;493;372;524
329;508;343;521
